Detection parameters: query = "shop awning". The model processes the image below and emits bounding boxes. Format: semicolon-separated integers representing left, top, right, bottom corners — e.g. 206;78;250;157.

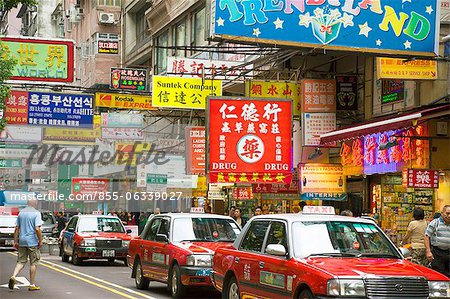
320;103;450;145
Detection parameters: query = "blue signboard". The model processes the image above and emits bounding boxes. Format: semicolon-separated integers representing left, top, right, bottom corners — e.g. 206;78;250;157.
212;0;439;55
28;92;94;128
301;192;347;201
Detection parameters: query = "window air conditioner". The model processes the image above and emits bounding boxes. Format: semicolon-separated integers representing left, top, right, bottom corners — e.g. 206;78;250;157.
98;12;115;24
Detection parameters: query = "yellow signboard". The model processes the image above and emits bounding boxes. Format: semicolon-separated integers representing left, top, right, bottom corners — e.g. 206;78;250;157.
95;92;156;110
245;80;301;116
377;58;437;80
152;76;222;109
43;115;101;145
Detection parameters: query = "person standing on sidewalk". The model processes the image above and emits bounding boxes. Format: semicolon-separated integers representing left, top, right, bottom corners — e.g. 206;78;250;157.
425;205;450;278
9;198;43;291
401;207;428;266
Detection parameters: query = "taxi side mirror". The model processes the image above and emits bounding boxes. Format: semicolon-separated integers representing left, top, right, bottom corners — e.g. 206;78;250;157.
266;244;287;256
155;234;169;243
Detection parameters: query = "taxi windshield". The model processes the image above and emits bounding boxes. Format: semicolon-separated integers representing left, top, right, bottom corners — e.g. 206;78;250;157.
172;217;240;242
78;217;125;233
292;221;400;259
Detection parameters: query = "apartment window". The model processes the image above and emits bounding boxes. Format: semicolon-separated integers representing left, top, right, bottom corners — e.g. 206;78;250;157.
173;19;186;57
136;10;147;44
155;31;168;75
190;7;206;52
94;0;121;6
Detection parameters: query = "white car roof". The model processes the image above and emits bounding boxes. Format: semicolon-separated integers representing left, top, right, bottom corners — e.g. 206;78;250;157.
248;213;377;224
157;213;234;221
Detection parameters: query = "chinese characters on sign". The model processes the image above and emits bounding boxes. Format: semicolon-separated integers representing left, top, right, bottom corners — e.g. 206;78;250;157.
246;80;300;116
98;40;119;54
167;57;253;80
27;92;94;128
43;115;101;145
300;164;347;201
402;169;439;189
208;98;292;184
101;113;143;128
303;113;336;146
4;90;29;124
110;67;147;91
252;171;299;194
1;37;74;82
95;92;155;110
153;76;222;109
186;127;206;175
102;128;143;140
301;79;336;113
363;126;429;175
232;187;253;200
71;178;111;200
377;58;437;80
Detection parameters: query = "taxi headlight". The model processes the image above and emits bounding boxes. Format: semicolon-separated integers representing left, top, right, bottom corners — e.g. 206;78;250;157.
428;281;450;298
328;279;366;297
122;240;130;248
80;239;96;247
186;254;212;267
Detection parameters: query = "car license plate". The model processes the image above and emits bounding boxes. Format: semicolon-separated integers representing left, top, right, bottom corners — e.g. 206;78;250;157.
195;269;211;277
5;240;14;246
102;250;115;257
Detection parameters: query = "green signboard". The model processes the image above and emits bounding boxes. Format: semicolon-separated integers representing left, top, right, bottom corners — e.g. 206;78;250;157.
1;37;74;83
146;174;168;184
0;159;22;168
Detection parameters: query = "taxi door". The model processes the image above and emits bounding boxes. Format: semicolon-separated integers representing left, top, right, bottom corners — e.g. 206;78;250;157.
63;217;78;255
149;217;171;281
141;217;161;278
234;220;271;299
257;221;294;299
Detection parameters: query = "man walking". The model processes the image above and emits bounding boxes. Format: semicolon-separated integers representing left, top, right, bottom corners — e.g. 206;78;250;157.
425;205;450;278
9;198;43;291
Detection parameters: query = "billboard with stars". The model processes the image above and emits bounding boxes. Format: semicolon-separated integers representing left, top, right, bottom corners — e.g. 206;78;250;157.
211;0;439;56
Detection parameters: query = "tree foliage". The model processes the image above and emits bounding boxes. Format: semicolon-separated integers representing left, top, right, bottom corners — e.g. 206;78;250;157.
0;0;36;11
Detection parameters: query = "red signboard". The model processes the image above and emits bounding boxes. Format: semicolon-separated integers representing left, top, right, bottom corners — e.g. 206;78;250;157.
208;97;292;184
71;178;111;200
186;126;206;175
232;187;253;200
4;90;29;124
253;169;299;193
402;169;439;189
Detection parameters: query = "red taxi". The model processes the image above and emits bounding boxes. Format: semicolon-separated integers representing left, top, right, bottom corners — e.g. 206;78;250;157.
60;215;132;265
127;213;241;298
212;208;450;299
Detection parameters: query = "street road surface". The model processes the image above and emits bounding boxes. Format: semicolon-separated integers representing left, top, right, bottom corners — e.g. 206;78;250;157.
0;251;219;299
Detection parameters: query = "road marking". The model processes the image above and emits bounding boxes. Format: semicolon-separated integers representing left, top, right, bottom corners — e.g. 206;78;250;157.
0;276;30;289
6;252;157;299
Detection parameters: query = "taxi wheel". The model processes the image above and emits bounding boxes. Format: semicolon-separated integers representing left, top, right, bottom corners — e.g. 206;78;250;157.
135;260;150;290
170;264;185;298
224;276;240;299
72;246;82;266
298;289;314;299
108;258;115;264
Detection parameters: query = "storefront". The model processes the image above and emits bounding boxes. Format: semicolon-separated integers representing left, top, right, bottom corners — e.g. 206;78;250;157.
321;104;450;244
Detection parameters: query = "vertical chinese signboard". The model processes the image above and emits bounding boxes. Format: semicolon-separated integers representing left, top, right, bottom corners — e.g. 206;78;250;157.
186;126;206;175
246;80;301;116
1;37;74;83
4;90;29;124
207;97;292;184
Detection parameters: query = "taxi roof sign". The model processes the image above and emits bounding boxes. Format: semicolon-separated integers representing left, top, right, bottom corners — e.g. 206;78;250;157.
190;207;204;213
302;206;335;215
